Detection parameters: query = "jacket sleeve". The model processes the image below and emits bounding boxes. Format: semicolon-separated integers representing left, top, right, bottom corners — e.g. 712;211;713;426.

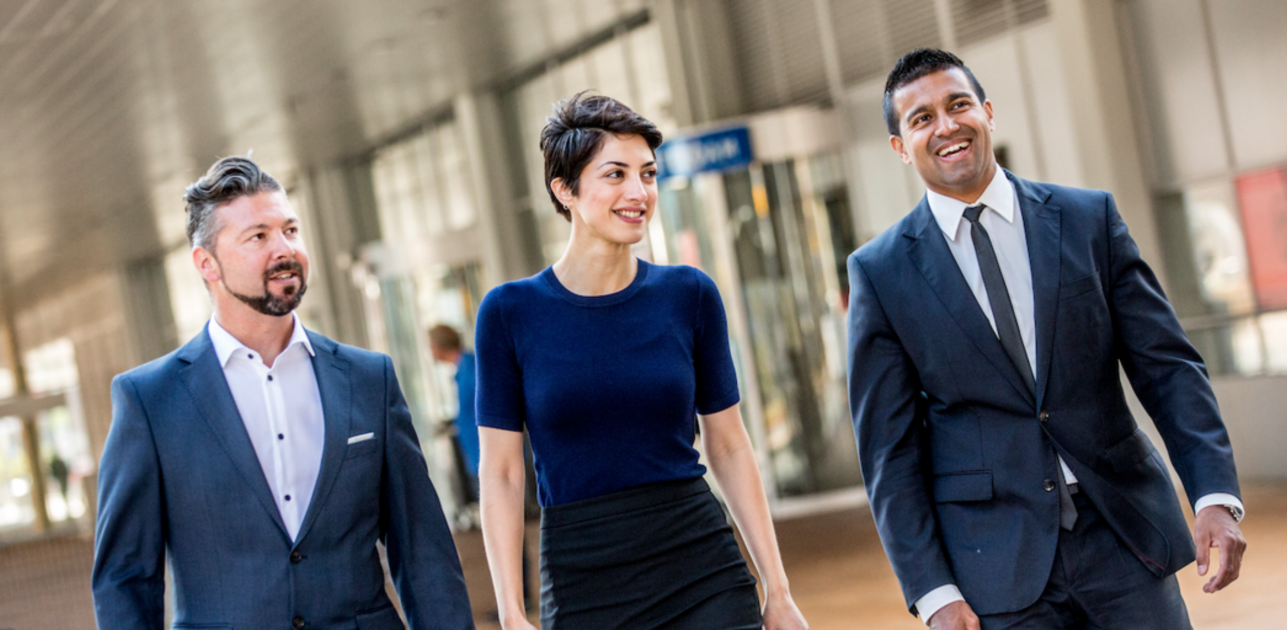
847;253;956;613
1103;193;1240;504
379;355;476;630
91;374;167;630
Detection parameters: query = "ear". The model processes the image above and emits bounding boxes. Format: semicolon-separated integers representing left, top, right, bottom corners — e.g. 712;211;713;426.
984;100;995;132
890;135;912;165
192;246;221;284
549;177;574;207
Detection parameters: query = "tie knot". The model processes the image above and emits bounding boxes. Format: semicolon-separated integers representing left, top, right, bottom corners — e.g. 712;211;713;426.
964;204;985;224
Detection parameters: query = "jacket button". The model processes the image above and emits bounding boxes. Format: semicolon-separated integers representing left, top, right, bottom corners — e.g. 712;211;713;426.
290;550;302;563
293;616;306;629
1039;410;1050;423
1043;479;1056;492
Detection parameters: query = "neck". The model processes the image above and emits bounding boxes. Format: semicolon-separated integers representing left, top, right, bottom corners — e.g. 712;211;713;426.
932;161;999;205
552;224;638;296
211;299;296;366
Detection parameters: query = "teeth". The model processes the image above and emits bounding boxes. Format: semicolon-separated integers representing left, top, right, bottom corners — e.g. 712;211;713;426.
615;210;643;218
938;141;969;156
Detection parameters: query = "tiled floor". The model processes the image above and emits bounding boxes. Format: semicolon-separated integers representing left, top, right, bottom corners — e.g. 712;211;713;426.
466;482;1287;629
1;484;1282;629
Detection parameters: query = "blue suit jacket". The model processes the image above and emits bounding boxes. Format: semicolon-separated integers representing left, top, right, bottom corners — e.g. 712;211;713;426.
846;172;1240;616
92;327;474;630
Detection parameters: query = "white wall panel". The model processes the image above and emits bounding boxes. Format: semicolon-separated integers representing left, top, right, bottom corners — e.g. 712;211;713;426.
1207;0;1287;171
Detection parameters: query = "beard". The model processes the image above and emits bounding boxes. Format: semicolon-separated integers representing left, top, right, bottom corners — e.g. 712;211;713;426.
221;259;308;316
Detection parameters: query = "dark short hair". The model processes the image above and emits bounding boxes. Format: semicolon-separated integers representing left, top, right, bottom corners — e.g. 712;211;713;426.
428;324;462;352
183;156;283;251
540;91;663;221
883;48;987;137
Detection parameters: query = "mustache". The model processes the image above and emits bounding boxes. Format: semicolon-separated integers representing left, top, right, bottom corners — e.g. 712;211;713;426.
263;260;304;282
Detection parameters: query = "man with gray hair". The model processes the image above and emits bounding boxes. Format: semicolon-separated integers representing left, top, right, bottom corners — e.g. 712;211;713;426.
92;156;474;629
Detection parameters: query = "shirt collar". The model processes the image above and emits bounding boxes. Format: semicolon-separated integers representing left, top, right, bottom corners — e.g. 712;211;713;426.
207;312;315;367
926;167;1017;242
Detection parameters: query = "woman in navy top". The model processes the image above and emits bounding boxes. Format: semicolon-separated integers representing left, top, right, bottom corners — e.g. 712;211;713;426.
476;92;808;630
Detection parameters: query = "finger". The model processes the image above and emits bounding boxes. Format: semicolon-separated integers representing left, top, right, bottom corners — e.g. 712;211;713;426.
1216;536;1247;591
1205;542;1229;593
1194;524;1211;576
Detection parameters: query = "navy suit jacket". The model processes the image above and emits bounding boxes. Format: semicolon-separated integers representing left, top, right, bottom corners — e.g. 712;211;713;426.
92;327;474;630
846;172;1240;615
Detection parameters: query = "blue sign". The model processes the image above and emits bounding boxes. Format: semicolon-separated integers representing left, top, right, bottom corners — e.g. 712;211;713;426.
657;125;753;181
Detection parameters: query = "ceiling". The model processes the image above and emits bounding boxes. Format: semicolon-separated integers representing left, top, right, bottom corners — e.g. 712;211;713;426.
0;0;646;308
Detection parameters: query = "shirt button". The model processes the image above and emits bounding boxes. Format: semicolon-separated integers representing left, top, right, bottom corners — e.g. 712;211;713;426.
293;616;306;629
267;375;274;381
1043;479;1056;492
248;353;254;360
278;433;284;440
1039;410;1050;423
290;550;303;564
285;495;291;501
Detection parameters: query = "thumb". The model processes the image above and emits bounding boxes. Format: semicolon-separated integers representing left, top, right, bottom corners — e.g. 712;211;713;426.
1195;523;1212;576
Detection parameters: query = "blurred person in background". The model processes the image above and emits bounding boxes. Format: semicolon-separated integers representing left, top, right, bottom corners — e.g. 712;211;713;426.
429;323;482;507
846;49;1246;630
475;92;809;630
92;156;473;630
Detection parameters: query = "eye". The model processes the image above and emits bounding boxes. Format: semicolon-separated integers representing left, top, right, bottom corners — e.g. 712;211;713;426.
285;226;299;235
605;169;624;179
643;169;657;179
249;232;264;242
952;99;971;110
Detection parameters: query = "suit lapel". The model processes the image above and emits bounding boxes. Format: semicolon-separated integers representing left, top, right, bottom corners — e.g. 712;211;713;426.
176;330;289;539
1011;173;1061;409
904;200;1035;406
292;331;351;547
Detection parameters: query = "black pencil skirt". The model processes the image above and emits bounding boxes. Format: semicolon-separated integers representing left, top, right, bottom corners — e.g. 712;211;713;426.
539;476;763;630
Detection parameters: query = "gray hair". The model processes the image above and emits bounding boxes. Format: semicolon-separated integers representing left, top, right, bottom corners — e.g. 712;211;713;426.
183;156;283;251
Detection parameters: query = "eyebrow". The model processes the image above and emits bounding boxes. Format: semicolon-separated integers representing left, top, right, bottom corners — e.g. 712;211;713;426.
238;217;298;235
904;91;976;124
598;160;657;168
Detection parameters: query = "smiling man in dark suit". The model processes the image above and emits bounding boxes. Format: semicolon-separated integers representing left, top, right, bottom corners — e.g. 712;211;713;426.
847;49;1246;629
92;156;473;630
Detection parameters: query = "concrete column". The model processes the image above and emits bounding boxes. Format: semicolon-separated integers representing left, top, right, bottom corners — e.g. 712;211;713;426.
1050;0;1164;284
654;0;745;126
454;91;534;288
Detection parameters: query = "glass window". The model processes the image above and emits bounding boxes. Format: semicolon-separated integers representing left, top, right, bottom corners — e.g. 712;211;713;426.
0;416;34;533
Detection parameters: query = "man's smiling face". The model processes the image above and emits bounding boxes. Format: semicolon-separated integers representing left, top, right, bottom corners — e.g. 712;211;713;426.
890;67;998;203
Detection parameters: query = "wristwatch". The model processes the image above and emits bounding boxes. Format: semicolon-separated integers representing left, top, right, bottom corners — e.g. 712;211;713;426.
1224;503;1245;523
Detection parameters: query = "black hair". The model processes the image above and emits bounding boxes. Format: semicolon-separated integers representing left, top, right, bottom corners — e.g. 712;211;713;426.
540;91;663;221
883;48;987;136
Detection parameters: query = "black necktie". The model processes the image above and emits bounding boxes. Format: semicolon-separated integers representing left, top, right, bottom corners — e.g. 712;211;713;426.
964;205;1076;530
963;204;1035;395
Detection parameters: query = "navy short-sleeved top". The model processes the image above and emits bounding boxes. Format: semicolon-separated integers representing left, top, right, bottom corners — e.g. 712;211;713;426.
474;260;740;507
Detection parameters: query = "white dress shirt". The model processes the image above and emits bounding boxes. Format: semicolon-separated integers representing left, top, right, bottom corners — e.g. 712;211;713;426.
913;168;1245;624
208;314;325;542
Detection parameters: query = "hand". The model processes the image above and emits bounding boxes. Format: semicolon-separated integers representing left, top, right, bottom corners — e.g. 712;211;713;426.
1194;505;1247;593
928;600;980;630
499;615;538;630
762;590;809;630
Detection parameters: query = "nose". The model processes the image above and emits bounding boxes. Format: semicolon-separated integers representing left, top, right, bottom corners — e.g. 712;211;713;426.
933;110;960;136
624;172;649;202
268;230;298;259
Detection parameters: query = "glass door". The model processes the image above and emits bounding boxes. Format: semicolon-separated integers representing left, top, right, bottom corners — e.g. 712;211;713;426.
657;150;861;501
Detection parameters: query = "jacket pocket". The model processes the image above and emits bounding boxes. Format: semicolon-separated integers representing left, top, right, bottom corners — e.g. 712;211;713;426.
355;604;404;630
344;437;380;460
1104;428;1156;473
1059;273;1102;301
932;471;993;503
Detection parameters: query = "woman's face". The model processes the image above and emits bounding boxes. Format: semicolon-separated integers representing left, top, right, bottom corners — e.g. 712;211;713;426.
561;133;658;247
